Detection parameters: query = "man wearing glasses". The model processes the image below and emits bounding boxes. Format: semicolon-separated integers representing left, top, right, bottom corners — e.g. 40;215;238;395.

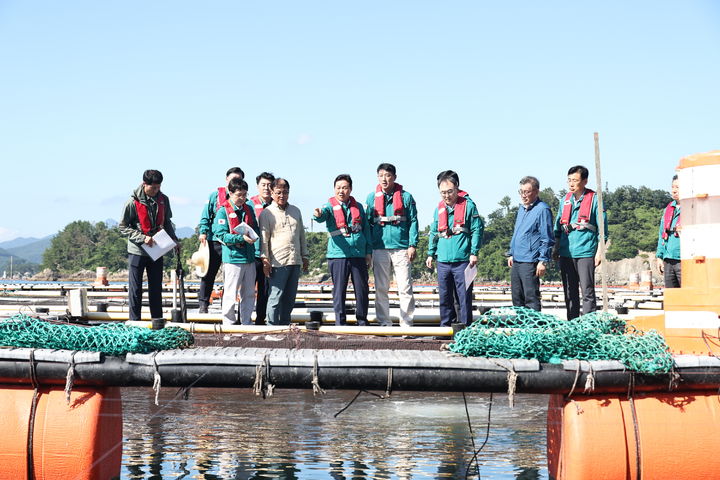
507;176;554;311
552;165;608;320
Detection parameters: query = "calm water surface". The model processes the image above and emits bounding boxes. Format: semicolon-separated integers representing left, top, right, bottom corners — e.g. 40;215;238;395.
121;388;548;479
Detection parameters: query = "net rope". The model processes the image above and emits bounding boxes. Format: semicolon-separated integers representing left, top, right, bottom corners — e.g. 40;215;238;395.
0;314;194;355
449;307;673;373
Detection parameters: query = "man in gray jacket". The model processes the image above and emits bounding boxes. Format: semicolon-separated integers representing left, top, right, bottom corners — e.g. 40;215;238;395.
119;169;179;322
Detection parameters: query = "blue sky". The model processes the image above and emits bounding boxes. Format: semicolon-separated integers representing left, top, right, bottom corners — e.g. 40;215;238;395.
1;1;718;241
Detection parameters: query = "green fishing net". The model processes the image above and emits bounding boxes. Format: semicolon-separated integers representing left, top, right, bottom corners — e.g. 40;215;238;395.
0;314;194;355
449;307;673;373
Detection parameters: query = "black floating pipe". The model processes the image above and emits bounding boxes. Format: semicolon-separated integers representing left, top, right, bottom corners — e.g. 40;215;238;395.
1;358;720;394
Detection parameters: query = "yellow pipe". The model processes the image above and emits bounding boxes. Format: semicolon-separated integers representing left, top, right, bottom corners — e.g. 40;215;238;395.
124;320;455;337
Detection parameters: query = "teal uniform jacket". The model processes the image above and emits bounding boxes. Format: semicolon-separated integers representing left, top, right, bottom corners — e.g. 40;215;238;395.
553;190;608;258
365;189;419;250
197;189;227;242
656;200;681;260
313;199;372;259
428;197;484;263
212;200;261;264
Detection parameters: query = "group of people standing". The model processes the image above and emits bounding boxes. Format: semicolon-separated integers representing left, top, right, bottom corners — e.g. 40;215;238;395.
118;164;680;326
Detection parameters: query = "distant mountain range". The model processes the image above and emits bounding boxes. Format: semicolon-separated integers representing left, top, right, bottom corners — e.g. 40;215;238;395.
0;224;195;273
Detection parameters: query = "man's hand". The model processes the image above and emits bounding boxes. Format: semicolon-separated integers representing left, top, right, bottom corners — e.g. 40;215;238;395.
657;257;665;274
313;207;322;218
144;235;154;247
507;256;513;268
243;234;257;244
262;258;272;277
407;246;416;262
425;256;434;270
536;261;546;277
199;233;207;245
365;254;372;269
469;255;478;268
594;255;602;267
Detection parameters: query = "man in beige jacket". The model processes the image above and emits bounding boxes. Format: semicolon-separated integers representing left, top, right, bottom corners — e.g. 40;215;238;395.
259;178;309;325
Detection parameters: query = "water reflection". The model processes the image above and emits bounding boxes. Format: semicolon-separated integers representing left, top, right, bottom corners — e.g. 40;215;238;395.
121;388;548;479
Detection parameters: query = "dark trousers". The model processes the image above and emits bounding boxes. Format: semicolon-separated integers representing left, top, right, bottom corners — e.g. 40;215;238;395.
559;256;596;320
511;262;542;311
128;253;164;321
328;257;369;326
254;259;269;324
664;258;682;288
197;241;223;309
437;261;473;326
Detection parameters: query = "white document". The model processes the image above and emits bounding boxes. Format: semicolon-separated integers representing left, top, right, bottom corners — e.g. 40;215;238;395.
464;263;477;290
141;229;177;261
233;221;259;241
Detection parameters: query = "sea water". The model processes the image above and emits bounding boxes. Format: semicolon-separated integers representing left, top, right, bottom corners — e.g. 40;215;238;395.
121;388;548;479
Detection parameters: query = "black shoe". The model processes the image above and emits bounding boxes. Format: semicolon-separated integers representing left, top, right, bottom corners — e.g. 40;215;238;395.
198;306;208;314
255;319;266;326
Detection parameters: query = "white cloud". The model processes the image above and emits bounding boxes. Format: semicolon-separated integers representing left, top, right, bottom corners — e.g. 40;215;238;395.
296;133;312;145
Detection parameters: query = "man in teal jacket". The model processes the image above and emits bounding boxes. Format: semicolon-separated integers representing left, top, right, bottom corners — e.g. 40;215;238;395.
552;165;608;320
426;172;483;326
212;178;261;325
656;174;681;287
365;163;418;327
314;174;372;326
196;167;244;313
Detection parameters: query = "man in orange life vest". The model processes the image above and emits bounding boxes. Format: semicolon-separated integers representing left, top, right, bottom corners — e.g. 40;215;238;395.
196;167;245;313
426;172;483;326
250;172;275;325
552;165;608;320
119;169;179;322
212;178;261;325
365;163;418;327
313;174;373;326
656;174;681;287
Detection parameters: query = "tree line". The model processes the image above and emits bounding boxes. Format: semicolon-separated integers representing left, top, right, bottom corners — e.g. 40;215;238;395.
39;185;670;281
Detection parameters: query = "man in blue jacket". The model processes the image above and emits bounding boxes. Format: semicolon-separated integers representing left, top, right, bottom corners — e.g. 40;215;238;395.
507;176;554;311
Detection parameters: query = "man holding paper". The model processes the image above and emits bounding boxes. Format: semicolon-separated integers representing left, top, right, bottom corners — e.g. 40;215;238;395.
426;172;483;326
212;178;261;325
119;169;179;322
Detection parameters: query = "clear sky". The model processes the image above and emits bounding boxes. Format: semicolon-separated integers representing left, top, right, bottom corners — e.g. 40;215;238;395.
1;1;718;241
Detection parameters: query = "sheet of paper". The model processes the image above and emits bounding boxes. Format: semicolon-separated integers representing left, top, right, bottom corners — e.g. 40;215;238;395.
464;263;477;290
141;229;177;261
233;221;259;241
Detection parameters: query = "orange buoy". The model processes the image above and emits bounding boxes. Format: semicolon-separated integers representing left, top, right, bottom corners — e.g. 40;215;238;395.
547;391;720;479
0;385;122;479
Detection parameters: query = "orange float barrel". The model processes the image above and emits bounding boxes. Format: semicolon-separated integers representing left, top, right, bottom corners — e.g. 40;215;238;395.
547;391;720;479
0;385;122;479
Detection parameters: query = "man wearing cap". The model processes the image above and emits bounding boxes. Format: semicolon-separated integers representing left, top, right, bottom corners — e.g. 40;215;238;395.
196;167;245;313
119;169;179;322
251;172;275;325
259;178;309;325
365;163;418;327
507;176;554;311
656;174;681;287
552;165;608;320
